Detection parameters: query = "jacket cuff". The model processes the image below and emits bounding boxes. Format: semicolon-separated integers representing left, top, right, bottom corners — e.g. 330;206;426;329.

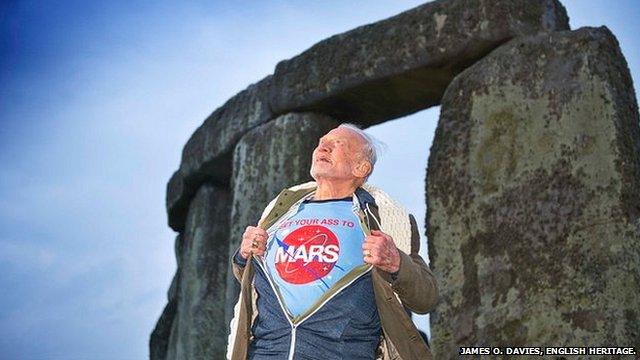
233;248;247;267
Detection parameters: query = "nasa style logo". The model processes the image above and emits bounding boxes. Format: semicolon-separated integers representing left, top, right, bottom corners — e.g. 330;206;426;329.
274;225;340;284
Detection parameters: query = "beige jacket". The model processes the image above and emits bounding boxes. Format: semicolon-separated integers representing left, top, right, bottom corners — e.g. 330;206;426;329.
227;182;438;360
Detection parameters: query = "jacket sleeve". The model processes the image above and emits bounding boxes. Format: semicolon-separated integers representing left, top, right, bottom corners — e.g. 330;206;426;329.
380;214;439;314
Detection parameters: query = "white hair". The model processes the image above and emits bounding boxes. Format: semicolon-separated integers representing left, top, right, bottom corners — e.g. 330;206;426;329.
338;123;386;180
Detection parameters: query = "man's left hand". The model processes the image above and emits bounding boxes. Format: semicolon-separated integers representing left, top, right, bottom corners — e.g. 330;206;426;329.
363;229;401;273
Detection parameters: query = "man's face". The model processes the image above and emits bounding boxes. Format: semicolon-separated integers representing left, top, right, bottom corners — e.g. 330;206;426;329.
310;127;368;183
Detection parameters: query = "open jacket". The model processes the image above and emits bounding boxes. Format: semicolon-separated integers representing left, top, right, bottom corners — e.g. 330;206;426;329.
226;181;439;360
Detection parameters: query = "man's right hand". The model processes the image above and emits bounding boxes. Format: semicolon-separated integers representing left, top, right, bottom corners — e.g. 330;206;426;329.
239;226;269;259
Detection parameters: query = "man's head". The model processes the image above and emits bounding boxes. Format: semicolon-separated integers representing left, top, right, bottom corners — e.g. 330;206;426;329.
310;123;379;187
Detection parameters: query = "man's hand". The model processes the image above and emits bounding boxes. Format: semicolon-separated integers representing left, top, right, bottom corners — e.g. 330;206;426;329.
362;229;401;273
240;226;269;259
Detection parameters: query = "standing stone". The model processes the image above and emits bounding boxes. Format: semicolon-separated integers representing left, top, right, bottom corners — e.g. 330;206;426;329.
427;27;640;357
165;185;231;360
224;113;340;329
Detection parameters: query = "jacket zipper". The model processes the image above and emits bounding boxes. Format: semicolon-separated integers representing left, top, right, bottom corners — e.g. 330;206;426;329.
287;325;297;360
255;241;298;360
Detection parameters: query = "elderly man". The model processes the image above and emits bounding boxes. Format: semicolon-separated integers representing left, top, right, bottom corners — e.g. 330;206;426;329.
227;124;438;360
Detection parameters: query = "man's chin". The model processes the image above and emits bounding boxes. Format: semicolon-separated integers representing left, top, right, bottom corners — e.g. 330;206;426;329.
309;169;321;179
310;170;331;181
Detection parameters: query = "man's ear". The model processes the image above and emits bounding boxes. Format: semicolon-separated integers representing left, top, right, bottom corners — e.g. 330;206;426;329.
353;160;372;179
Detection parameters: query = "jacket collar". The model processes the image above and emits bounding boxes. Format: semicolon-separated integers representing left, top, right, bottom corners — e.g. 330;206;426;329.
354;186;377;213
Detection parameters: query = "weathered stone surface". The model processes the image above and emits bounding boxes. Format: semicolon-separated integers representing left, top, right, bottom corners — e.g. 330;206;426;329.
427;27;640;357
165;184;231;360
270;0;569;125
223;112;340;327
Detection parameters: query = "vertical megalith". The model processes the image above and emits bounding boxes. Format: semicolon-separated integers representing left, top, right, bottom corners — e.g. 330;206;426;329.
224;113;340;328
164;185;231;360
427;27;640;357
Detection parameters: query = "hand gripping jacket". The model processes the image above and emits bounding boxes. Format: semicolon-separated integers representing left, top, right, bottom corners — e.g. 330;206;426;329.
226;181;439;360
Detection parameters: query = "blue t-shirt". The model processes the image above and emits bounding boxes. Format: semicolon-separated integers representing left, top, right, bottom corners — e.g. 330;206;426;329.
257;197;371;322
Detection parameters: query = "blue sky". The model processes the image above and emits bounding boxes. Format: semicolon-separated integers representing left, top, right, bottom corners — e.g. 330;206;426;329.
1;1;638;358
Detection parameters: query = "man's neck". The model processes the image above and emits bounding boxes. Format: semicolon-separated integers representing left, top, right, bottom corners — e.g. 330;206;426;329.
313;179;359;200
